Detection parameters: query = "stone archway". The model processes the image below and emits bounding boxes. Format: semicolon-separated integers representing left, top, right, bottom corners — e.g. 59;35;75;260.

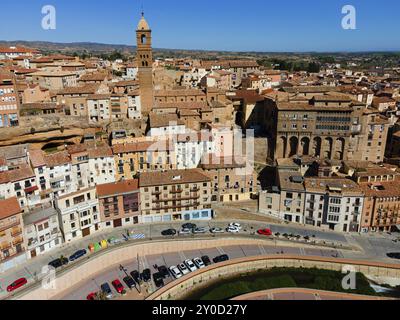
289;136;299;157
313;137;322;157
300;137;310;156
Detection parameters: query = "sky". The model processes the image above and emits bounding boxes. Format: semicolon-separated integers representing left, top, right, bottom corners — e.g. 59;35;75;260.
0;0;399;52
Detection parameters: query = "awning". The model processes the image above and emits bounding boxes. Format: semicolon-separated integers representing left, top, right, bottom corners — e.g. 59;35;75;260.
25;186;39;193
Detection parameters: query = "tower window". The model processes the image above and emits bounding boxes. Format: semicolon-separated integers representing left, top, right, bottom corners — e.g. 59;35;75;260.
141;34;147;44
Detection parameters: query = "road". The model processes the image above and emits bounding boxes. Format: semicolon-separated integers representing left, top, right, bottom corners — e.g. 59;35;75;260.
1;217;400;300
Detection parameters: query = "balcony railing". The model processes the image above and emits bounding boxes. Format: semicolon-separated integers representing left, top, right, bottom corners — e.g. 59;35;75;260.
0;220;21;233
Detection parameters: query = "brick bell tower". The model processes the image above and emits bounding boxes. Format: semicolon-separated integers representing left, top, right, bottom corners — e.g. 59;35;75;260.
136;12;154;117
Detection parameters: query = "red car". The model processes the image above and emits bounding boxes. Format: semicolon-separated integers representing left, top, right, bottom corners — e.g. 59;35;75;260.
112;279;125;294
86;292;97;300
7;278;28;292
257;228;273;236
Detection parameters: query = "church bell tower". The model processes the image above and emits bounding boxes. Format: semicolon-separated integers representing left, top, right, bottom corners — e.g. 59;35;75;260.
136;12;154;116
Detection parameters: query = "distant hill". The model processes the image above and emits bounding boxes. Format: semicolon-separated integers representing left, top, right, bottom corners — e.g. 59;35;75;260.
0;40;137;54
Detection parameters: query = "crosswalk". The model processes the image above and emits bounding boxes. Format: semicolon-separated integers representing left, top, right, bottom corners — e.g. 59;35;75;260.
129;234;146;240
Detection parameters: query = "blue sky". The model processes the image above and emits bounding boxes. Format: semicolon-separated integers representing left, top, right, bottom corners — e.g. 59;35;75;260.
0;0;399;52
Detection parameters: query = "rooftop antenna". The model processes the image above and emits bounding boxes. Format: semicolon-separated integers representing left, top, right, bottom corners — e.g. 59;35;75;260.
141;2;144;17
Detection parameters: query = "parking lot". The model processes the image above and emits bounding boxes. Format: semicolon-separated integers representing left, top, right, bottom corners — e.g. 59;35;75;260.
2;218;400;300
61;242;343;300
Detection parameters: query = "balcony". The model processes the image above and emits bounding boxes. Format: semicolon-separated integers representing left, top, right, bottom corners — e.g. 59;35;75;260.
152;191;161;196
153;195;200;203
11;228;22;237
171;189;183;194
0;220;21;233
12;237;23;246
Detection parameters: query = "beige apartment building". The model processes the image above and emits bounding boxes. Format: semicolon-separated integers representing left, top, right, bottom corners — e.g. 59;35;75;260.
55;187;100;242
30;70;78;90
0;197;25;267
139;169;213;223
200;155;257;203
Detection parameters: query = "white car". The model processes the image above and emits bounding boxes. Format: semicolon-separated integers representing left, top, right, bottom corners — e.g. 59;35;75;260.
193;257;205;269
193;227;207;234
169;266;183;279
229;222;242;230
227;226;240;233
210;227;224;234
184;259;198;272
178;263;190;275
179;228;192;235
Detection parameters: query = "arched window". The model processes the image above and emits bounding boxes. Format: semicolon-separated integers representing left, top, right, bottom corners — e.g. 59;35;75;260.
141;34;147;44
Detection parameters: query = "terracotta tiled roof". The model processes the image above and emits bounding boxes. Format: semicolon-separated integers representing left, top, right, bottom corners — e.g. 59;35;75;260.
44;151;71;167
139;169;210;187
0;197;22;220
88;146;113;159
29;149;46;168
96;179;139;198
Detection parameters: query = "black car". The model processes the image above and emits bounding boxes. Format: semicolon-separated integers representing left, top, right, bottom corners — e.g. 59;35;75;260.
130;270;140;283
141;268;151;282
213;254;229;264
201;255;212;266
48;257;69;269
153;272;165;288
123;276;136;289
182;223;197;230
158;265;170;278
161;229;177;236
69;249;87;262
387;252;400;259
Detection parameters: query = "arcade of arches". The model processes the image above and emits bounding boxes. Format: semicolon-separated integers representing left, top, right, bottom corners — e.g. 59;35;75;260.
276;135;346;160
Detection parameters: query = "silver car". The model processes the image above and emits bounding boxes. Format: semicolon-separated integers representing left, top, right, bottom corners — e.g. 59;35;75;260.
210;227;224;234
193;257;205;269
169;266;183;279
179;228;192;235
194;227;207;234
178;263;190;275
184;259;198;272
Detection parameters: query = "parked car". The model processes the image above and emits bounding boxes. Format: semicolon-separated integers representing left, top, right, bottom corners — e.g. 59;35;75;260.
161;229;177;236
226;226;240;233
69;249;87;262
387;252;400;259
7;278;28;292
201;255;212;266
101;283;114;299
141;268;151;282
169;266;183;279
179;228;192;235
184;259;198;272
86;292;97;300
158;265;170;278
182;223;197;230
210;227;224;234
257;229;273;236
229;222;242;229
123;276;136;289
130;270;140;283
178;263;190;275
193;257;205;269
48;257;69;269
213;254;230;263
111;279;125;294
153;272;165;288
193;227;207;234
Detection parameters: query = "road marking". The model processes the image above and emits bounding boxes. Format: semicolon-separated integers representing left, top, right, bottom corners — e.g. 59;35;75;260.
217;247;225;255
300;247;306;255
258;244;266;255
140;255;149;269
179;251;186;261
